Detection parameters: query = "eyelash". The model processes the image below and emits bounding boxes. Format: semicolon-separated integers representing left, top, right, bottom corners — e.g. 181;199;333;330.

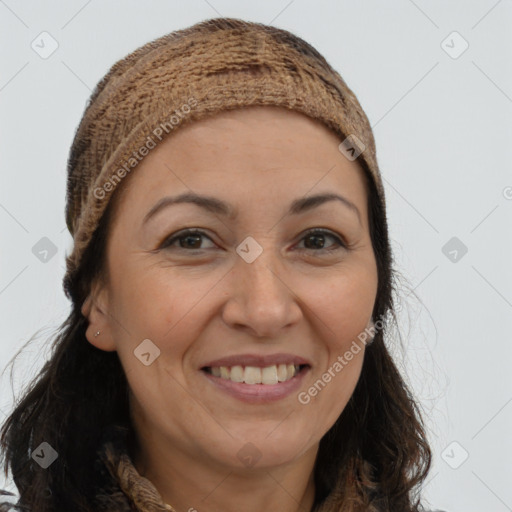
160;228;347;254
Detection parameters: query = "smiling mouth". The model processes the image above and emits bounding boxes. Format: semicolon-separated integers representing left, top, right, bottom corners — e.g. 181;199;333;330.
201;364;309;385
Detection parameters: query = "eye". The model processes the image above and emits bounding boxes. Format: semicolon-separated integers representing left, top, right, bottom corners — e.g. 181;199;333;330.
295;229;346;253
160;229;215;251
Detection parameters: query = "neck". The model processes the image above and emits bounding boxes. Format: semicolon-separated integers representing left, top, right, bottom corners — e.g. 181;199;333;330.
131;430;318;512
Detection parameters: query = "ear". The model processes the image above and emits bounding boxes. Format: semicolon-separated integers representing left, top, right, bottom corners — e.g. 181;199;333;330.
81;281;116;352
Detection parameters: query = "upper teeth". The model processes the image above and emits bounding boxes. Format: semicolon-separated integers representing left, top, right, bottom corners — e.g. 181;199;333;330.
208;364;301;385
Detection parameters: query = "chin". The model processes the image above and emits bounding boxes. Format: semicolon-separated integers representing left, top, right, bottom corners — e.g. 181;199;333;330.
215;431;315;471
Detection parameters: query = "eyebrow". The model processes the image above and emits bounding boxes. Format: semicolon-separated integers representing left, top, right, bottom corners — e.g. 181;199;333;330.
142;191;362;226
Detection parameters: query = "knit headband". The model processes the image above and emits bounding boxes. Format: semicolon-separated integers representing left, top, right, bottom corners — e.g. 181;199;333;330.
63;17;385;300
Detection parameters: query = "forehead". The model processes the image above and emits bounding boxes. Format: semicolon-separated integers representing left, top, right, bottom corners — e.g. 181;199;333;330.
111;106;369;221
158;106;350;173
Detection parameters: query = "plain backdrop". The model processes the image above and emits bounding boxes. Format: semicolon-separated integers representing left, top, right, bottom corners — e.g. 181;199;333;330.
1;1;511;511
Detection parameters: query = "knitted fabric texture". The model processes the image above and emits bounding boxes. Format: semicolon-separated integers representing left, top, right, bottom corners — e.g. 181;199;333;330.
63;17;385;300
93;424;175;512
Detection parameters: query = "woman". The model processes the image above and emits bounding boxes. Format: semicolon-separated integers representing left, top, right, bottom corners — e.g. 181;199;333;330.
0;17;438;512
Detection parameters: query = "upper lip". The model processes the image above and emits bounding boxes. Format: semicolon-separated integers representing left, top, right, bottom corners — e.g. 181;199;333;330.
201;353;312;369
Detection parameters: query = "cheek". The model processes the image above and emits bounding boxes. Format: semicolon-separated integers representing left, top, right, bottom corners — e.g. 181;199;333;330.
110;258;179;327
109;263;217;360
298;275;369;425
306;265;377;340
301;352;364;433
296;263;375;416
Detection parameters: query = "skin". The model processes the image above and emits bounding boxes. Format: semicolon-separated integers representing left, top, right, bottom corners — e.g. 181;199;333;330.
82;106;378;512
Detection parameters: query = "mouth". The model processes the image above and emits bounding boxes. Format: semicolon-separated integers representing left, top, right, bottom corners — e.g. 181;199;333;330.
200;363;311;403
201;363;310;385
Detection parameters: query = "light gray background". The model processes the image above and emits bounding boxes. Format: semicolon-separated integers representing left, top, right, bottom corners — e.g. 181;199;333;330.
1;1;511;511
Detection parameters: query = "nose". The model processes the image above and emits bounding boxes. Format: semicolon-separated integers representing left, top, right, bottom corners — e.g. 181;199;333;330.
221;247;302;339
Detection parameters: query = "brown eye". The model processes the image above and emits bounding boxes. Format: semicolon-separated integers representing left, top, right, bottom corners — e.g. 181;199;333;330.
297;229;346;252
161;229;215;251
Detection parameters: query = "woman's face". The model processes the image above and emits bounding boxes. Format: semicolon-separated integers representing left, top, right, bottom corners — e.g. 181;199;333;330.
85;106;378;472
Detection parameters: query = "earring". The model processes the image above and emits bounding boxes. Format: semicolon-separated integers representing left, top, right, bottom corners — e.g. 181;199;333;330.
94;330;101;337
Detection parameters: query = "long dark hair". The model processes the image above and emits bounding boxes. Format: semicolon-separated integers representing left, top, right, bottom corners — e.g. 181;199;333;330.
1;18;432;512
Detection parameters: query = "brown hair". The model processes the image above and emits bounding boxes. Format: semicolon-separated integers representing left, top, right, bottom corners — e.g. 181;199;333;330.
1;17;431;512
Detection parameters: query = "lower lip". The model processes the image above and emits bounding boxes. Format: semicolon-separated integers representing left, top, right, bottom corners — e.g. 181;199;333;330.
200;367;310;404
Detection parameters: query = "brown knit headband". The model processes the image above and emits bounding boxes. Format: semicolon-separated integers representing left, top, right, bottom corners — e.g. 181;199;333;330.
63;17;385;300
